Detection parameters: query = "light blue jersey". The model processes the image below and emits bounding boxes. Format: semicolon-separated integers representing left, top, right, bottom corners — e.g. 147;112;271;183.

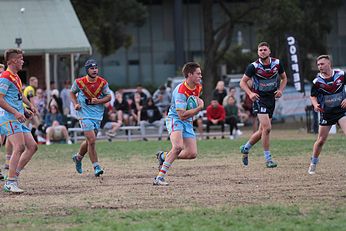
166;81;202;138
0;71;24;123
71;76;111;121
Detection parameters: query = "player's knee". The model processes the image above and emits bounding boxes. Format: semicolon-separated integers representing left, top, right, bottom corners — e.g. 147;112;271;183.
16;144;26;154
29;143;38;153
316;137;326;146
173;145;183;153
188;152;197;159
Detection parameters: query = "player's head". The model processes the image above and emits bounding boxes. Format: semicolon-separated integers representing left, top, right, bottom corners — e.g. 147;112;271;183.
4;48;24;71
257;42;270;60
182;62;202;85
29;76;38;88
316;55;332;73
85;59;98;78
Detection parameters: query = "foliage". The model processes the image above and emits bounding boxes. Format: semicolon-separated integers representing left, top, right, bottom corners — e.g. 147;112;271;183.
254;0;343;82
71;0;147;57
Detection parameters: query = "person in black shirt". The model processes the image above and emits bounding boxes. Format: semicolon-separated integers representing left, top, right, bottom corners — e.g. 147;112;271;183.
239;42;287;168
139;97;164;141
308;55;346;174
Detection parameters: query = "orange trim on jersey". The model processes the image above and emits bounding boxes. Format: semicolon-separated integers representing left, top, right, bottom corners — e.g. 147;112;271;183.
1;70;22;92
178;81;202;98
76;76;107;99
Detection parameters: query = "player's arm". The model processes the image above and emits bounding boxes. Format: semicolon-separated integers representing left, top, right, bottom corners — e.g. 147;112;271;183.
22;94;37;114
240;74;258;101
275;62;288;98
91;94;111;104
0;93;26;123
310;96;323;112
91;84;112;104
177;106;203;121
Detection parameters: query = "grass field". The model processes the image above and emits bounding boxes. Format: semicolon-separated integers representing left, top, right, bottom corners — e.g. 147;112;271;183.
0;128;345;231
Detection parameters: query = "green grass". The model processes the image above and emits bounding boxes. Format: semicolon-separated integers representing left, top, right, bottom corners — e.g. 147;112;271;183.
1;135;345;230
1;205;346;231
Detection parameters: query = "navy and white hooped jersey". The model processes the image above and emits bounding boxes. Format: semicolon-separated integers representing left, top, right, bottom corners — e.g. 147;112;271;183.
311;69;346;114
245;57;285;97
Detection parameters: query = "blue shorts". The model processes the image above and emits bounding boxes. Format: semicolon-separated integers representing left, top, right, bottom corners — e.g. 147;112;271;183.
165;117;195;138
0;121;31;136
79;119;101;132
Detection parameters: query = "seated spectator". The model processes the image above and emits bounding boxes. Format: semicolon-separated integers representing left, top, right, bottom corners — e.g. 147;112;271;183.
224;96;242;139
100;102;122;137
153;85;171;116
136;84;148;103
123;96;139;126
44;105;72;145
193;110;204;140
206;99;225;139
48;89;63;115
213;81;227;105
139;98;164;141
113;90;126;124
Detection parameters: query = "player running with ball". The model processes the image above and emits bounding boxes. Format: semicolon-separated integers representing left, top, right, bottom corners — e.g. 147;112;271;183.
153;62;204;186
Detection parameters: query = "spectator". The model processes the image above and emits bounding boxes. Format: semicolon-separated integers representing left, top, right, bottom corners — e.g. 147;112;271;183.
60;80;72;115
100;102;122;138
113;90;126;124
0;63;4;75
224;96;242;139
206;99;225;139
136;84;147;103
139;98;164;141
44;105;72;145
153;85;171;115
222;86;237;106
213;81;227;105
123;97;138;126
48;89;63;115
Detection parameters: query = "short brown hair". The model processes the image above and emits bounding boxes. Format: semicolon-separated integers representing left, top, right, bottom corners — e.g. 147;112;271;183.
258;42;270;48
182;62;201;78
4;48;23;63
316;55;331;62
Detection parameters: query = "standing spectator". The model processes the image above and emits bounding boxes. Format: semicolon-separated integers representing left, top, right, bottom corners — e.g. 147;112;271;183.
60;80;72;115
213;81;227;105
153;85;171;115
139;98;164;141
224;96;241;139
44;105;72;145
23;76;40;141
206;99;225;139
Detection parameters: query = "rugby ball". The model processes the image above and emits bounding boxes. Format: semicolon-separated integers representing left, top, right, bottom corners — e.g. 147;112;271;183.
186;95;198;110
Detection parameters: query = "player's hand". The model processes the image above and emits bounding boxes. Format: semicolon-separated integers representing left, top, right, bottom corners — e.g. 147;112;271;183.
341;99;346;109
74;104;81;110
196;97;204;109
274;90;283;98
249;92;259;101
24;108;33;119
91;98;99;104
14;111;26;123
30;105;37;115
313;104;323;112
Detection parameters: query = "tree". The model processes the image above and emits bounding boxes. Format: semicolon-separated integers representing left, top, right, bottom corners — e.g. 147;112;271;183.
256;0;343;83
201;0;262;104
71;0;147;57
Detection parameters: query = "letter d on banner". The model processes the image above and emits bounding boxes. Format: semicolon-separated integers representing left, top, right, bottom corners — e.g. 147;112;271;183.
286;35;304;93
